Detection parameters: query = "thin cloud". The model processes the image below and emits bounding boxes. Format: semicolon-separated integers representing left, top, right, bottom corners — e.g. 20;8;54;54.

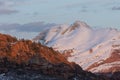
80;6;88;12
62;2;92;13
0;0;18;15
33;12;39;15
80;9;88;13
0;21;56;39
19;22;56;32
112;6;120;10
0;22;56;32
0;9;18;15
62;3;82;9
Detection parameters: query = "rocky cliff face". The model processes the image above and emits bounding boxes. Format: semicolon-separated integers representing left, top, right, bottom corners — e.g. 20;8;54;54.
0;33;111;80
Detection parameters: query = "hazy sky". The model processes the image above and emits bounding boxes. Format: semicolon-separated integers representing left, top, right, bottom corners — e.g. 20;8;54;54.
0;0;120;39
0;0;120;28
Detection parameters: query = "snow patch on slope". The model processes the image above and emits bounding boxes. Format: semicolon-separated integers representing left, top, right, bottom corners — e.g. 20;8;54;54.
90;61;120;73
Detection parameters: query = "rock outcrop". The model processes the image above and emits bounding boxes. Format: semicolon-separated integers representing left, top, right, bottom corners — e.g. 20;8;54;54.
0;33;118;80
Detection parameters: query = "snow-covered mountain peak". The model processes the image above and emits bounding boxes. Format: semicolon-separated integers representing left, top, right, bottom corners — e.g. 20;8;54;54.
34;21;120;73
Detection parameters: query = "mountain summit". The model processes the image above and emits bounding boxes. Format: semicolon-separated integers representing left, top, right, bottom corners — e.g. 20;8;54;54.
71;21;91;29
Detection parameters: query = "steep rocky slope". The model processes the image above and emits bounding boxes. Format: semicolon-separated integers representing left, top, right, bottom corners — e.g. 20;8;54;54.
0;33;111;80
34;21;120;74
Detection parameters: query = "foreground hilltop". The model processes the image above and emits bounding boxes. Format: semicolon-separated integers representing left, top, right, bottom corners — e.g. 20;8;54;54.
0;33;112;80
34;21;120;74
